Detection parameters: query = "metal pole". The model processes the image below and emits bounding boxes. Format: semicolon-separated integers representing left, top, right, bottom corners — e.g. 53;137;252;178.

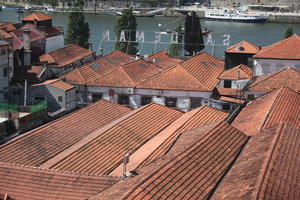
24;79;27;106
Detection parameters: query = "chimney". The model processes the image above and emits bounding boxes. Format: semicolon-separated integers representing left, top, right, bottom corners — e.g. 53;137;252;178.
135;52;140;60
88;41;93;51
23;30;31;67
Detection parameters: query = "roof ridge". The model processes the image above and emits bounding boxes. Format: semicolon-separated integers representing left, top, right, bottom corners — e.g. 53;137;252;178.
254;123;285;199
76;67;88;84
0;161;121;179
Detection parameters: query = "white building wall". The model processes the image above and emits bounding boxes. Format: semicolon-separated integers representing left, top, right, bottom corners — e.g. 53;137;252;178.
45;35;64;53
254;58;300;76
0;44;9;103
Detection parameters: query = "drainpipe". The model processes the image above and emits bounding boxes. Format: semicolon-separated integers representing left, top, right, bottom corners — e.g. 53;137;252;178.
24;79;27;106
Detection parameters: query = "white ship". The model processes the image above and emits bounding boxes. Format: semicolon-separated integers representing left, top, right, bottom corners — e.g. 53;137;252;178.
205;10;268;23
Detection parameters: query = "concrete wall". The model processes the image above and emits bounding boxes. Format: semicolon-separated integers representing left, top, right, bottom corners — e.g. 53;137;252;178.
45;35;64;53
0;44;9;103
219;79;250;89
253;58;300;76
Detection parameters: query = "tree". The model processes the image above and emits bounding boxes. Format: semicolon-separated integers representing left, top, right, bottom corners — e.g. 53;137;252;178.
283;25;293;39
114;8;138;55
168;24;183;58
184;12;205;56
65;0;90;49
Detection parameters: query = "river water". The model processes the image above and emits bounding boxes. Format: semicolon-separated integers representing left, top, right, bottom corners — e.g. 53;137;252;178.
1;10;299;58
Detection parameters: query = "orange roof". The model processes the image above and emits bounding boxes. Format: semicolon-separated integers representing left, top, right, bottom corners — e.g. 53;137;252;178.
254;35;300;60
136;65;210;91
148;50;183;69
91;121;249;200
181;52;224;90
211;123;300;200
118;106;229;174
22;12;52;21
27;65;45;78
219;64;253;80
0;162;119;200
226;40;261;54
32;79;75;91
218;96;245;104
0;29;12;39
215;88;243;96
233;87;300;136
247;67;300;92
0;100;132;166
43;104;183;175
39;44;93;67
0;23;17;32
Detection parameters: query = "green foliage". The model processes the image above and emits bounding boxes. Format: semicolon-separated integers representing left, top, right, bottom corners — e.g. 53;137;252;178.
169;24;183;57
114;8;138;55
283;25;293;39
65;0;90;49
184;12;204;56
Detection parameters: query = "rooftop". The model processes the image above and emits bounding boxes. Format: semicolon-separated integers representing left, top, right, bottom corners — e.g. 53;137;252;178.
0;100;132;166
226;40;261;54
148;50;183;69
219;64;253;80
22;13;52;21
43;103;183;175
91;121;249;200
32;79;75;91
181;52;224;90
39;44;93;68
254;34;300;60
233;87;300;136
0;162;119;200
0;29;12;39
211;123;300;200
0;23;17;32
247;67;300;93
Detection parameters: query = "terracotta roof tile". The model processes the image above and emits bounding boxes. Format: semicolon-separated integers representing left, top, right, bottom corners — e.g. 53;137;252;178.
215;88;243;96
32;79;75;91
13;24;45;42
90;121;249;200
254;34;300;60
181;52;224;90
39;44;93;67
60;66;101;85
0;100;132;166
247;67;300;93
226;40;261;54
233;87;300;136
0;29;12;39
27;65;45;78
211;123;300;200
0;23;17;32
148;50;183;69
22;12;52;21
218;96;245;104
0;162;119;200
45;104;183;175
219;64;253;80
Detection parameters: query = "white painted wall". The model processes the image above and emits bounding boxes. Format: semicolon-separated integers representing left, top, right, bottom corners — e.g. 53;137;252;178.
219;79;250;89
45;35;64;53
254;58;300;76
0;45;9;103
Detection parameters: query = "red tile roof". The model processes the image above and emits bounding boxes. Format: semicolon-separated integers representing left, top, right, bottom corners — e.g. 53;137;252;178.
22;12;52;21
148;50;183;69
218;96;245;104
247;67;300;93
215;88;243;96
181;52;224;90
233;87;300;136
226;40;261;54
60;65;101;85
211;123;300;200
0;29;12;39
0;23;17;32
27;65;45;78
0;162;119;200
0;100;132;166
13;24;45;42
254;34;300;60
219;64;253;80
32;79;75;91
90;121;249;200
39;44;93;68
44;104;183;175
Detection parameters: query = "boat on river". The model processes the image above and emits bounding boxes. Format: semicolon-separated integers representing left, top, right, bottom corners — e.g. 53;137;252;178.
205;10;268;23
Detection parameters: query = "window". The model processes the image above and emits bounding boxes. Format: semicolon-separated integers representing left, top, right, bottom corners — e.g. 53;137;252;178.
165;97;177;108
92;93;102;102
190;97;202;109
141;96;152;106
222;103;230;111
58;96;63;102
3;67;8;77
248;94;255;100
224;80;232;88
118;95;130;105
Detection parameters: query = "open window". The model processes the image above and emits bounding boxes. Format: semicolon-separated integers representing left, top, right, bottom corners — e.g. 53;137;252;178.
118;95;130;105
165;97;177;108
